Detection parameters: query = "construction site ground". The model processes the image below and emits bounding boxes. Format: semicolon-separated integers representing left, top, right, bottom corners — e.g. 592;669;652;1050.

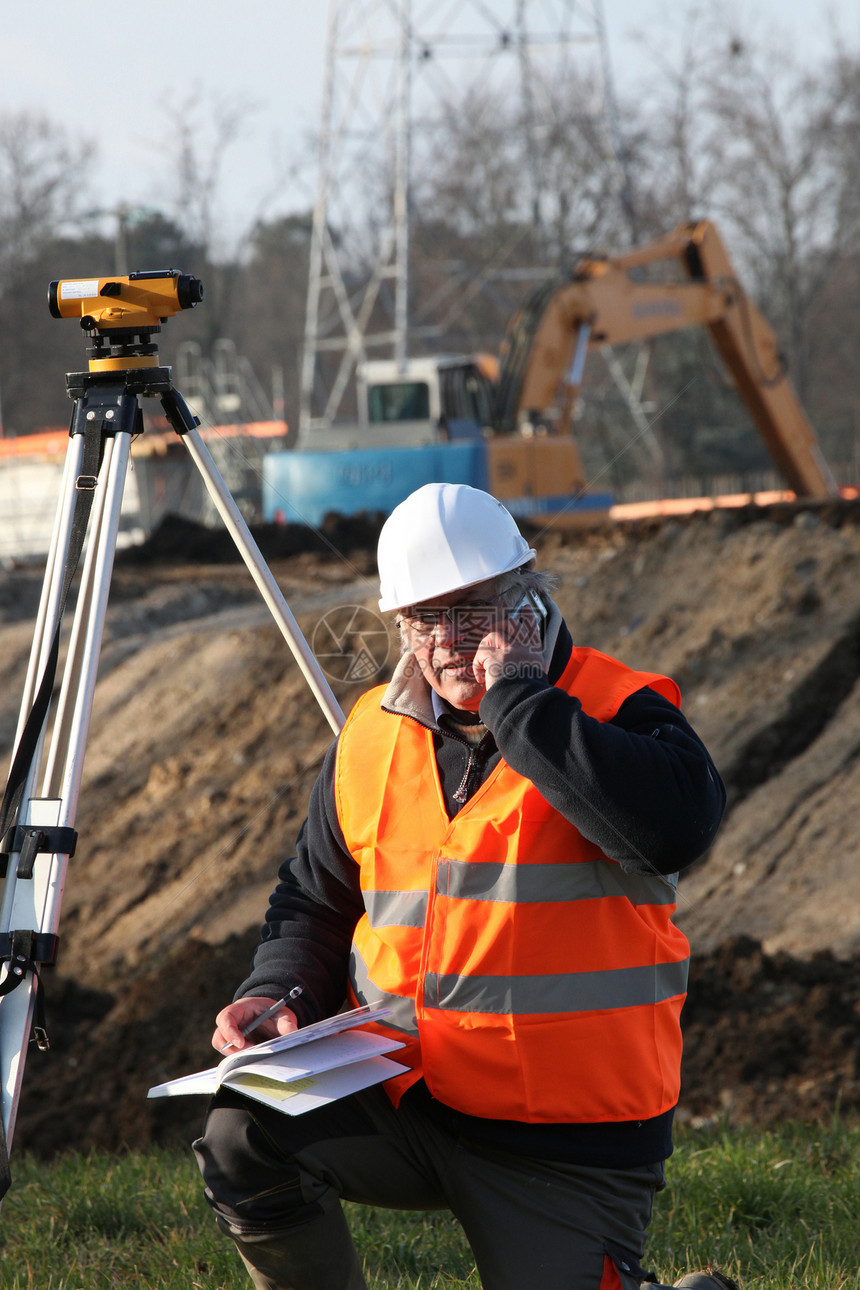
2;498;860;1160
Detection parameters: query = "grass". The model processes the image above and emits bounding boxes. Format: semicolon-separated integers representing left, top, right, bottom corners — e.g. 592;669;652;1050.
0;1117;858;1288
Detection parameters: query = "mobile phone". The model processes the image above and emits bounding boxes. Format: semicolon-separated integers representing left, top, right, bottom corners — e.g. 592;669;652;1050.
510;589;548;642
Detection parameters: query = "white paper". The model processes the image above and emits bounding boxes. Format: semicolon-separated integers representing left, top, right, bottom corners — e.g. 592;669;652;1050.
217;1003;392;1078
148;1027;403;1098
227;1055;409;1116
146;1004;408;1113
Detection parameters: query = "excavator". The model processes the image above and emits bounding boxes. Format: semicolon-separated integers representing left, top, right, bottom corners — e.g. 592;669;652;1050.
490;217;837;502
263;220;838;527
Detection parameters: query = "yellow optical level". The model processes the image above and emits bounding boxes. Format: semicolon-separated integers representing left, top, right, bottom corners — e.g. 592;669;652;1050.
48;270;204;332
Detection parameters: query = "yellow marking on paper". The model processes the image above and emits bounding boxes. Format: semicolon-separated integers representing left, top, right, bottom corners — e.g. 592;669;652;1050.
232;1074;318;1102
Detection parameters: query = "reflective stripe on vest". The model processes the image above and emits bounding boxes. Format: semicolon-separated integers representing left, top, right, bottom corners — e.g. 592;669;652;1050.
364;862;677;925
351;944;417;1035
423;957;690;1016
337;644;689;1123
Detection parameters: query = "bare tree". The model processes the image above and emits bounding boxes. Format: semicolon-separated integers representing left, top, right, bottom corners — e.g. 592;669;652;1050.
802;50;860;463
0;112;95;288
618;5;860;477
624;5;729;232
703;48;853;393
165;90;253;258
631;5;860;396
0;113;98;433
153;87;309;383
415;74;637;266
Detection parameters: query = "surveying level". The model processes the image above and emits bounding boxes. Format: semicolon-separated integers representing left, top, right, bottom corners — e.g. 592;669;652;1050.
0;271;344;1202
48;269;203;329
48;270;204;374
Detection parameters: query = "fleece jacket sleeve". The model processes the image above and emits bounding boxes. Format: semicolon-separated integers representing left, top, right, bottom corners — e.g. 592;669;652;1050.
479;671;726;875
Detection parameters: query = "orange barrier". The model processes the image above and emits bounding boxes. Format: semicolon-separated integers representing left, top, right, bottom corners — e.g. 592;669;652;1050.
0;421;289;461
610;485;857;521
609;490;795;520
131;420;289;456
0;428;70;458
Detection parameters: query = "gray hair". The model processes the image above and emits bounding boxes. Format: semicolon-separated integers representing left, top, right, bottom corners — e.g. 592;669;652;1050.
489;565;557;609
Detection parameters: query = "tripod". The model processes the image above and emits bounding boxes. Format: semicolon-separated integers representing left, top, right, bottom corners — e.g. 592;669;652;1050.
0;308;345;1198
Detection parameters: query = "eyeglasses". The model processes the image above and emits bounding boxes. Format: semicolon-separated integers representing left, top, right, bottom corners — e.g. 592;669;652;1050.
398;590;547;642
397;598;504;640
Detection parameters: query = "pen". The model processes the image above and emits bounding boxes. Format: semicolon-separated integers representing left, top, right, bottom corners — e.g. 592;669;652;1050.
220;986;303;1052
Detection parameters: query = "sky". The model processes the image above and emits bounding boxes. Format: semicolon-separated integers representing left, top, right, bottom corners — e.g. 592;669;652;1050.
1;0;858;252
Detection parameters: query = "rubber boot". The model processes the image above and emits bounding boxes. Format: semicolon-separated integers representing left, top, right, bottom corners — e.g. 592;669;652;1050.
673;1272;740;1290
215;1202;368;1290
640;1271;740;1290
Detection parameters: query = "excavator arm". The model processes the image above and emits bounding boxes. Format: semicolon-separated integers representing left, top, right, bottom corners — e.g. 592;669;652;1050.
495;220;837;499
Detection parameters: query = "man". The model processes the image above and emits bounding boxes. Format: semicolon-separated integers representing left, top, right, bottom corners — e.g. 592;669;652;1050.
195;482;733;1290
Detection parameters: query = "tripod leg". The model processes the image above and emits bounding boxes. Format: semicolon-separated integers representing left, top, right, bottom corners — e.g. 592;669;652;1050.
161;388;344;735
0;446;81;1163
9;435;86;776
42;430;132;802
0;406;135;1180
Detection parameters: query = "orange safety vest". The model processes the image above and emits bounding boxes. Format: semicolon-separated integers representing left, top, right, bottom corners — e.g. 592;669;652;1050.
335;645;690;1123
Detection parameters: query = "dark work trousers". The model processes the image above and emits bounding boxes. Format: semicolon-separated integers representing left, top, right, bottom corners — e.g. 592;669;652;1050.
193;1082;668;1290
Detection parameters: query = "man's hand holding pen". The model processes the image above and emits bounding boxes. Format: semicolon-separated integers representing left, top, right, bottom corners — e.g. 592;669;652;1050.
213;986;303;1053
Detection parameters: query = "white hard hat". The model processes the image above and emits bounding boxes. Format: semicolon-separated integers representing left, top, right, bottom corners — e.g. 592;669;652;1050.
377;482;536;612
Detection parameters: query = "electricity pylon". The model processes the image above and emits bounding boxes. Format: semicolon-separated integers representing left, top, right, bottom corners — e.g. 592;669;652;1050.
298;0;633;441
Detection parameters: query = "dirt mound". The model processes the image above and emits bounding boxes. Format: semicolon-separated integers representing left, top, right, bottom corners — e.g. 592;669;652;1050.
679;935;860;1128
118;510;387;566
2;499;860;1157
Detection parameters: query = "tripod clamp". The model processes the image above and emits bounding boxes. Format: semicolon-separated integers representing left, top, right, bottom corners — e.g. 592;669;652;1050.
0;824;69;1051
1;824;77;878
0;932;55;1051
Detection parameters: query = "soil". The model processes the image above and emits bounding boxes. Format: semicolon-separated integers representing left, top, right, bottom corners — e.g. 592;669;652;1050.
2;500;860;1160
